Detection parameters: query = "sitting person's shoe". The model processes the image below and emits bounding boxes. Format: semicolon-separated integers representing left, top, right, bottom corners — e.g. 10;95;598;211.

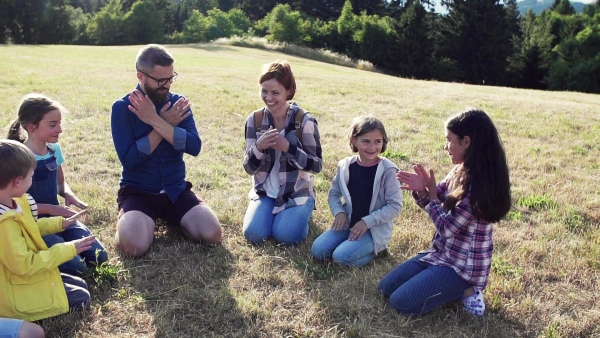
462;288;485;316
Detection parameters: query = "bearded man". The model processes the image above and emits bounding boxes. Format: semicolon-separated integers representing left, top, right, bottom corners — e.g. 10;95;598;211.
111;44;222;257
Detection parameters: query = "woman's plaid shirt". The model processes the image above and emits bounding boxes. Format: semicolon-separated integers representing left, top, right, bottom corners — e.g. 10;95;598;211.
243;102;323;214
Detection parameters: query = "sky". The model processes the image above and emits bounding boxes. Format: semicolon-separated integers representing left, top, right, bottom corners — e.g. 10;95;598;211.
431;0;596;14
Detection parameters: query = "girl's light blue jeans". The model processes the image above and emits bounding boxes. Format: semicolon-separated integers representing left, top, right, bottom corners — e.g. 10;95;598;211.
243;195;314;245
378;253;472;315
311;228;375;267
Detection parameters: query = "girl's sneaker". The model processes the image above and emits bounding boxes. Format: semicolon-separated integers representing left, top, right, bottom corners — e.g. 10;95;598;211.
462;288;485;316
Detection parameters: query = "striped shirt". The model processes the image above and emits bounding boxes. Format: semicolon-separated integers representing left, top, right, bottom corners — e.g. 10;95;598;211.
0;194;38;220
415;169;494;289
243;102;323;214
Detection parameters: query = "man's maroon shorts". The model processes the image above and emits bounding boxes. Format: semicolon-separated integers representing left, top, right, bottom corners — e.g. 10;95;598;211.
117;181;203;224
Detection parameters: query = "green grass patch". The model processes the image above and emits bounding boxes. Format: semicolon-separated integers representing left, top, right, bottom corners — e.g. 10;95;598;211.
381;149;409;161
516;194;556;211
505;210;523;221
492;258;523;279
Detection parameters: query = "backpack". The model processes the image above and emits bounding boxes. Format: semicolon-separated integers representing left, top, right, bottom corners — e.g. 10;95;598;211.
253;107;307;142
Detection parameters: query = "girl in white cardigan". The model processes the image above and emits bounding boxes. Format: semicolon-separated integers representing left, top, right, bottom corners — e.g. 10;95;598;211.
311;116;402;267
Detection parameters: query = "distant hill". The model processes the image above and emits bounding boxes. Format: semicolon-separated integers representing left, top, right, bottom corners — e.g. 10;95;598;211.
517;0;587;14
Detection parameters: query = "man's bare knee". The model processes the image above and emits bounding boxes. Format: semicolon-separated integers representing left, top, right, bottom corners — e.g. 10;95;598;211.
115;211;155;258
181;204;223;244
202;224;223;244
115;239;150;258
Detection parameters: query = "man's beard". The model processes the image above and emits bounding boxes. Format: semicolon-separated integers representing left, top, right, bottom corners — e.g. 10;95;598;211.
146;86;169;105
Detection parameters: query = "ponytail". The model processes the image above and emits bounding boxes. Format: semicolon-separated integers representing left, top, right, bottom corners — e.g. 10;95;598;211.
6;120;26;143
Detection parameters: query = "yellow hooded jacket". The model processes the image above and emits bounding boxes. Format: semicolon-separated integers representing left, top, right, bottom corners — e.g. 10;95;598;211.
0;194;76;321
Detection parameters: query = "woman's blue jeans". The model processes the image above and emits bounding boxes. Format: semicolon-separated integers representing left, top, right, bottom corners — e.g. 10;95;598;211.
378;253;472;315
311;229;375;267
243;195;314;245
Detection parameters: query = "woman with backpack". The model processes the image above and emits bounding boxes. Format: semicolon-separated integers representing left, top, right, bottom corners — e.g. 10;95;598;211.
242;60;323;246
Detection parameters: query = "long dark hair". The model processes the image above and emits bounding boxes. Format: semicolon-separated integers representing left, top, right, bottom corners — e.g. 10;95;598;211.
444;109;511;223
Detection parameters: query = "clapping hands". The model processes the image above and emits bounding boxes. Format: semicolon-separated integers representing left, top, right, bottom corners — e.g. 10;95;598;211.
397;164;437;200
256;127;289;152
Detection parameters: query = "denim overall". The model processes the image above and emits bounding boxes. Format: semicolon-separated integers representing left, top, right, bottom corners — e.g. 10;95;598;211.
27;146;108;275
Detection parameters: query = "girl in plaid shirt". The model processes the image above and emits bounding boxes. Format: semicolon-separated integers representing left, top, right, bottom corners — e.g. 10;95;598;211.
378;109;511;316
242;61;322;245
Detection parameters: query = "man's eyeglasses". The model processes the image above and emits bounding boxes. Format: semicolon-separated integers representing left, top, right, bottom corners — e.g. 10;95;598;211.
138;71;178;86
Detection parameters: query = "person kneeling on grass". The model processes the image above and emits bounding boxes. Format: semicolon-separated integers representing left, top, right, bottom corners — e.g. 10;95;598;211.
0;140;95;322
242;60;322;246
378;109;511;316
311;116;402;267
7;93;108;276
111;44;223;258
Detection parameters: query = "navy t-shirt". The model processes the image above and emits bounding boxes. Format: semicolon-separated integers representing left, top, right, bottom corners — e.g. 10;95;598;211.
347;160;378;227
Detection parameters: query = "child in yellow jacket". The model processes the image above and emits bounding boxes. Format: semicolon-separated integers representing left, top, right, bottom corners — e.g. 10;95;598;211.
0;139;96;322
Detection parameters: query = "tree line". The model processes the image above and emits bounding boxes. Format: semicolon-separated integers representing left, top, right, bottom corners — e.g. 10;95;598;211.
1;0;599;93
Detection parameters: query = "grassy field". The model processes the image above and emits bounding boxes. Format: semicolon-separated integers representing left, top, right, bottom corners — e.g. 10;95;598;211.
0;44;599;338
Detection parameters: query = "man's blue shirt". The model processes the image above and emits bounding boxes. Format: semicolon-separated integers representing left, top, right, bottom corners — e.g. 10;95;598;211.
111;84;201;202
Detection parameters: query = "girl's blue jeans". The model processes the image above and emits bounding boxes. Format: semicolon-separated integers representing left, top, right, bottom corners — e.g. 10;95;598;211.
243;195;314;245
311;228;375;267
43;221;108;276
378;253;472;315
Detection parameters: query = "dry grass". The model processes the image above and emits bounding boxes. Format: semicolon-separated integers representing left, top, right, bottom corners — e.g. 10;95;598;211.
213;36;377;72
0;44;599;338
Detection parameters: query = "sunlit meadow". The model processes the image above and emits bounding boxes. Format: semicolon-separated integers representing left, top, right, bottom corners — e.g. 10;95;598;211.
0;44;598;337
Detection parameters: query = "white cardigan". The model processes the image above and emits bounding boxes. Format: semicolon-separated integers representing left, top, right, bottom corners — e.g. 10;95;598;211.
328;156;403;254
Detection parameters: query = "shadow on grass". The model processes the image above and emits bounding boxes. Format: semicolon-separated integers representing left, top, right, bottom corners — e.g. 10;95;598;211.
38;221;254;338
116;221;253;338
276;221;527;337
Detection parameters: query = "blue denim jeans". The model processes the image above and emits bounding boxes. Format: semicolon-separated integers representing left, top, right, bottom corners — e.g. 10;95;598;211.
243;196;314;245
43;221;109;276
0;317;23;338
378;253;472;315
311;229;375;267
62;273;90;310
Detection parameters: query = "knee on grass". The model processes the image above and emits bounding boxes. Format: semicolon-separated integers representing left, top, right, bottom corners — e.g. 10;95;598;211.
115;237;151;258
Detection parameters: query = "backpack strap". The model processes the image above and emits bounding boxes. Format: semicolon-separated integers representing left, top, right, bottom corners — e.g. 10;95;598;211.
254;107;306;142
294;108;306;143
253;108;265;132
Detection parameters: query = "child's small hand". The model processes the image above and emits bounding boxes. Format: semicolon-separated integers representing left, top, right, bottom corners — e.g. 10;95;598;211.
52;205;76;218
398;164;431;194
426;169;437;200
348;220;368;241
62;209;88;229
332;213;349;230
70;236;96;254
397;170;424;191
64;193;88;209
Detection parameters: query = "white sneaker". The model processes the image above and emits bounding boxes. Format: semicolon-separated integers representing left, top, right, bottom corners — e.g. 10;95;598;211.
462;288;485;316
